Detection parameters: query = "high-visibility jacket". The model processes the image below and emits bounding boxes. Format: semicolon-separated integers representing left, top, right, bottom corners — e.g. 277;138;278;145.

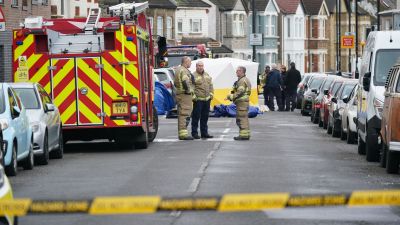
227;75;252;102
193;71;214;101
174;66;194;95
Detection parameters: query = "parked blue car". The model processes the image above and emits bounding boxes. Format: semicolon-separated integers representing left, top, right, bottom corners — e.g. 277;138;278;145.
0;83;34;176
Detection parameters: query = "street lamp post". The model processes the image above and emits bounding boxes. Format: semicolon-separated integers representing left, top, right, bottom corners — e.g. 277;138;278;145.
252;0;256;62
355;0;359;78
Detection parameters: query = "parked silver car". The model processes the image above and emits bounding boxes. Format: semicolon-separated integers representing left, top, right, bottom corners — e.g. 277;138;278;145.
11;83;63;165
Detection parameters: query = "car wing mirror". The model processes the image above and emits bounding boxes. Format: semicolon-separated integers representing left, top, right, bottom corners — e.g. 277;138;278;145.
323;89;329;95
311;89;318;94
45;103;55;112
342;95;349;103
331;97;337;103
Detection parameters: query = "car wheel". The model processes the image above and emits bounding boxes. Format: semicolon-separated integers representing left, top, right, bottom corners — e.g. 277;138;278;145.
346;121;355;144
312;111;319;124
301;110;308;116
148;106;158;142
340;127;347;140
318;116;323;127
327;119;333;134
386;150;399;174
332;119;340;138
22;139;34;170
310;110;314;122
50;127;64;159
366;130;380;162
358;133;366;155
380;143;387;168
5;143;18;176
36;132;49;165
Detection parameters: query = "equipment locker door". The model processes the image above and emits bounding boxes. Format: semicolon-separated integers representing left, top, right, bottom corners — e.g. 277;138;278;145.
76;57;104;125
51;58;78;126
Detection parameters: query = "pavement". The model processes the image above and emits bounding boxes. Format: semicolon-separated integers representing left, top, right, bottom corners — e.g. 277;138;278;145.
9;110;400;225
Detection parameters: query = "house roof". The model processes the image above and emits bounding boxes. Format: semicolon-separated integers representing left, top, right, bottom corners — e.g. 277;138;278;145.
208;0;248;11
275;0;301;14
181;37;234;54
302;0;324;15
175;0;211;8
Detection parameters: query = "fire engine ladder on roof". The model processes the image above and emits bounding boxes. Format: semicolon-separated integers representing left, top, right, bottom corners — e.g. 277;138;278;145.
84;8;101;34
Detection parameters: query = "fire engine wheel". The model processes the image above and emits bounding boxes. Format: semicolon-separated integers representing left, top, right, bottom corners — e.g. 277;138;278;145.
148;107;158;143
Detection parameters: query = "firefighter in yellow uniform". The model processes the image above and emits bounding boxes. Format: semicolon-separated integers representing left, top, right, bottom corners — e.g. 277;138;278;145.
174;56;195;140
227;66;251;140
191;61;214;139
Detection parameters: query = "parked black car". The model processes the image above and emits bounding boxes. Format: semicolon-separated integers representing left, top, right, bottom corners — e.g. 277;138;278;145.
301;75;326;116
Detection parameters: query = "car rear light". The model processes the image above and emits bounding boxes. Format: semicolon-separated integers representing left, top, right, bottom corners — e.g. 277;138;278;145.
315;103;321;108
130;114;138;121
130;97;138;105
130;106;138;113
130;97;138;122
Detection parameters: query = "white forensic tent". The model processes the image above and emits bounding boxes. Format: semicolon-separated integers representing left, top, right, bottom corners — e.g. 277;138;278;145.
189;58;259;106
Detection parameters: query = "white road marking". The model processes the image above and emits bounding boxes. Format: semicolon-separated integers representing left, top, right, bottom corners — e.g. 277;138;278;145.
198;162;208;174
187;177;201;193
169;211;182;217
207;150;216;159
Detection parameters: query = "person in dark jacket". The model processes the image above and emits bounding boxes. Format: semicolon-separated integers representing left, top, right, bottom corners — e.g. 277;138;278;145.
280;65;288;110
265;64;283;111
284;62;302;111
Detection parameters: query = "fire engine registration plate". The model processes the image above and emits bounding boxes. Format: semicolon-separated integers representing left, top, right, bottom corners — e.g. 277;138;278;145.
113;102;128;115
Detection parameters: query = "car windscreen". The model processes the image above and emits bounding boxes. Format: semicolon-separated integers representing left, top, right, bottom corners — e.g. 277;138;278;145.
309;78;324;89
340;84;357;100
331;82;342;96
321;78;334;91
167;69;175;80
374;49;400;86
0;85;5;114
14;88;41;109
303;75;311;84
155;72;170;83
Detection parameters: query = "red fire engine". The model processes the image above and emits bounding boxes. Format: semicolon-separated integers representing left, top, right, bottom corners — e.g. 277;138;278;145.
12;2;158;148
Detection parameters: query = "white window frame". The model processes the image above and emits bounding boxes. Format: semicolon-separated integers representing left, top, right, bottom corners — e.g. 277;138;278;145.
157;16;163;36
265;15;270;36
233;13;245;36
166;16;172;39
271;15;276;36
299;18;304;38
190;18;202;33
12;0;18;6
177;18;183;34
295;18;299;38
319;19;325;39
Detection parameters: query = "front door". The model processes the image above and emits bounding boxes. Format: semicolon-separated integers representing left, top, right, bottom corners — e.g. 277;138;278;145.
76;57;103;125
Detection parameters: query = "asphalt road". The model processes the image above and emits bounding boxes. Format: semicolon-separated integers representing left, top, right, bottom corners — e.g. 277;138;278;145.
9;110;400;225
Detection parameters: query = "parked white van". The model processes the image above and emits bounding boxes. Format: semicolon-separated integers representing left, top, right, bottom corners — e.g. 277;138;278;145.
357;31;400;162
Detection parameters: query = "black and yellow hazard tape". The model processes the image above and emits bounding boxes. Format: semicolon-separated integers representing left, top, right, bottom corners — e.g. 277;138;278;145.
0;189;399;216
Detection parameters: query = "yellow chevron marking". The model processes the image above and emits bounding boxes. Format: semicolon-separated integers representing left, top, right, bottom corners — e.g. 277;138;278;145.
31;61;49;85
77;78;101;112
77;59;101;88
78;103;101;124
116;30;138;57
52;59;74;88
44;83;51;94
109;51;139;86
126;64;139;81
54;79;75;107
27;54;41;68
61;99;77;125
14;35;34;61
